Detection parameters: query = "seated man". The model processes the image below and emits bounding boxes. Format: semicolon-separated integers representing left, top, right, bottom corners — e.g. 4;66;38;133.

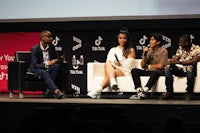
160;34;200;100
129;33;168;100
28;30;64;99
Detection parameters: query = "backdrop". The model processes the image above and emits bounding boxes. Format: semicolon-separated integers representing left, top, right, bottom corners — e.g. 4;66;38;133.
0;30;200;93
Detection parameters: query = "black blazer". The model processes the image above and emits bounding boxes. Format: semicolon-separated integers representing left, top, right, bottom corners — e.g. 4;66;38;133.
28;43;57;72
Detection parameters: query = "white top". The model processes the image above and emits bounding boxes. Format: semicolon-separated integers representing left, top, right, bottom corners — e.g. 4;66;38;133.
106;46;136;76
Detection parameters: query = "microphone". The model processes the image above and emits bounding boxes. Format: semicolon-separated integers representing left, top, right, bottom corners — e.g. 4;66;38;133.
142;44;150;58
144;44;150;56
114;53;119;62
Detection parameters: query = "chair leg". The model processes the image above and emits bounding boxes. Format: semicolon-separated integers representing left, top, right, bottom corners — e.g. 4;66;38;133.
19;91;24;99
9;91;14;98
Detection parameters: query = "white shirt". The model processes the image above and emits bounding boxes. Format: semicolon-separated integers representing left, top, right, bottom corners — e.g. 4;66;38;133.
106;46;136;75
40;42;50;65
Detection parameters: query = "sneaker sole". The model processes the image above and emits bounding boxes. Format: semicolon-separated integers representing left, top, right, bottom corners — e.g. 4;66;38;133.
87;92;100;99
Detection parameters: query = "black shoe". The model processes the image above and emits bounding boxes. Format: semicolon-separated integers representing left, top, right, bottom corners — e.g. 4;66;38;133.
44;90;53;98
159;92;173;100
185;92;192;100
54;90;64;99
112;85;119;91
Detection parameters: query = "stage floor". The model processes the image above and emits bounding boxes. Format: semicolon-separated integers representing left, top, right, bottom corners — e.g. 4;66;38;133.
1;93;200;133
1;93;200;105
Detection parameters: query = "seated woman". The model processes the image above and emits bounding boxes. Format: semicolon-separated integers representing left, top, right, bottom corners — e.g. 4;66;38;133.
87;27;136;99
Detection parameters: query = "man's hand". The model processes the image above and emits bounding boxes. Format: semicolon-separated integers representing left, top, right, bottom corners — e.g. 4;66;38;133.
168;55;180;65
168;59;180;65
48;59;58;65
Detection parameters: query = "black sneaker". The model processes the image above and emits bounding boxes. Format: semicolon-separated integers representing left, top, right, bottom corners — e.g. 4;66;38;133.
54;90;64;99
112;85;119;91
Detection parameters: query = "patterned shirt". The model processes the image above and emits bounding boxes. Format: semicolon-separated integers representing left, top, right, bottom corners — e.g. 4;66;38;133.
176;43;200;72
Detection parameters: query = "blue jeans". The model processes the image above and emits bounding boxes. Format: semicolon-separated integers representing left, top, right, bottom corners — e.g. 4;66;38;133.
165;65;196;93
33;64;60;91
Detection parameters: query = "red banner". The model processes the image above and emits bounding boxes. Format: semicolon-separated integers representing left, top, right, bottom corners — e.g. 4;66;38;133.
0;32;40;92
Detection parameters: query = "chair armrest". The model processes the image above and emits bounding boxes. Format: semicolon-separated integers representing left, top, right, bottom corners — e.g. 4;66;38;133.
87;62;105;77
8;61;26;91
197;62;200;77
87;62;105;91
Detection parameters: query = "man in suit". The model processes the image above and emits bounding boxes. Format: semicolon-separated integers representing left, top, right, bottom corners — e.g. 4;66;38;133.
28;30;64;99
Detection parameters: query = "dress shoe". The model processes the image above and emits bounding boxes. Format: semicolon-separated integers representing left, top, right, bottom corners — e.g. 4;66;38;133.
159;92;173;100
44;89;53;98
185;92;192;100
54;90;64;99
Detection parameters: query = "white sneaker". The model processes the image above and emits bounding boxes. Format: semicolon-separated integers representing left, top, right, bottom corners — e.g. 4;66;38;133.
143;87;150;92
129;91;146;100
136;87;143;93
87;90;101;99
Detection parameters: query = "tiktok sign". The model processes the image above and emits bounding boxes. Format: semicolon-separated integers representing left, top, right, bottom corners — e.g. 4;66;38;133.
136;35;148;51
92;36;106;51
52;36;62;51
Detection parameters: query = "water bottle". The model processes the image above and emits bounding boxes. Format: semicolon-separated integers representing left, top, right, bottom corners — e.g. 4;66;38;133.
72;55;76;66
80;55;84;65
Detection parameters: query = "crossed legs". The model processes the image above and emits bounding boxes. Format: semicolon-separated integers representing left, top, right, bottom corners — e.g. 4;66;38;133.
87;61;124;99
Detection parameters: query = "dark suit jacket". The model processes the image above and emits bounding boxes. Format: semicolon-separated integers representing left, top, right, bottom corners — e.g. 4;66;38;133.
28;43;57;72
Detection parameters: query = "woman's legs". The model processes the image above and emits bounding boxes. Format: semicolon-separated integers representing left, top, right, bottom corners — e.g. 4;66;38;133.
100;62;124;89
87;62;124;98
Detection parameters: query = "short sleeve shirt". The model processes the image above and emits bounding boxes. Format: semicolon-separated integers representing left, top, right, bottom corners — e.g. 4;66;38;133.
146;47;168;70
176;43;200;72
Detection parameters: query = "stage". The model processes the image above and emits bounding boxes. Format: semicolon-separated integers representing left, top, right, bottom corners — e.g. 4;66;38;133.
1;93;200;133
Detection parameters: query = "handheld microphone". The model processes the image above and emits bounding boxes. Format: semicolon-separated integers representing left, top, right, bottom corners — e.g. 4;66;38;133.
114;53;119;62
142;44;150;58
144;44;150;56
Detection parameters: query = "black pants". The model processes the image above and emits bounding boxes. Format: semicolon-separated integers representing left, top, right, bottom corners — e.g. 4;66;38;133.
131;68;164;90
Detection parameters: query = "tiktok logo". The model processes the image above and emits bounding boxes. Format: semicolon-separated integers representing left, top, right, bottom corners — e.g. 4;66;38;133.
136;35;148;51
139;35;148;45
52;36;60;46
92;36;105;51
95;36;103;46
52;36;62;51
